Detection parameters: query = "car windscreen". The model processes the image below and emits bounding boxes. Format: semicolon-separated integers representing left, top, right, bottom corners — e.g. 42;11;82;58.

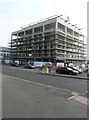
59;67;67;70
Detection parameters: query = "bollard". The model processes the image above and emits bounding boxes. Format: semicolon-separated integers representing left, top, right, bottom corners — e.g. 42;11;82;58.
45;68;49;73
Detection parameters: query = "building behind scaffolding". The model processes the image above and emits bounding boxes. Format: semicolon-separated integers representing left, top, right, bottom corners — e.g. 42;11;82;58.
0;46;10;63
10;15;86;65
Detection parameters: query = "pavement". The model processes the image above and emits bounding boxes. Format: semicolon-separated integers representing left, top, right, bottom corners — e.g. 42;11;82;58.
2;74;87;118
1;64;88;118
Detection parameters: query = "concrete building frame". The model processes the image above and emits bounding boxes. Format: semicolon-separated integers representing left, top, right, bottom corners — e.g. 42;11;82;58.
10;15;86;65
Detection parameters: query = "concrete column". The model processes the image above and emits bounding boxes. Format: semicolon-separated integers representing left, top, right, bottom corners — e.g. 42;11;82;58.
64;26;67;60
11;34;13;41
55;21;58;30
32;28;34;37
43;25;45;36
24;30;25;38
17;33;18;45
83;36;85;60
10;34;13;60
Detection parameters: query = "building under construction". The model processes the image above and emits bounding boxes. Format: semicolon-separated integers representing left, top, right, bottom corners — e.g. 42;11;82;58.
10;15;86;64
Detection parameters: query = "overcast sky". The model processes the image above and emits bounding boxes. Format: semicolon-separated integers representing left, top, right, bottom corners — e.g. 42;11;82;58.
0;0;87;47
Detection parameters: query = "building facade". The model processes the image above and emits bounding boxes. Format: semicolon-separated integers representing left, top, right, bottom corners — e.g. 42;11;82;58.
10;15;86;65
0;46;10;63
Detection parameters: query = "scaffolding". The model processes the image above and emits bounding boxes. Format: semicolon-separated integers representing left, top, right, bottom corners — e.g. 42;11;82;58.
10;15;86;64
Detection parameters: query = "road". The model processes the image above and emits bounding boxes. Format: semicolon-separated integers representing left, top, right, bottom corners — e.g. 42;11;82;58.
2;65;88;97
1;65;88;118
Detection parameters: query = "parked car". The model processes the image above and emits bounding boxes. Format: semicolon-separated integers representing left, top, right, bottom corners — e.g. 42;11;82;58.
56;67;78;75
68;66;82;74
24;64;35;69
87;69;89;77
86;66;88;73
11;62;19;67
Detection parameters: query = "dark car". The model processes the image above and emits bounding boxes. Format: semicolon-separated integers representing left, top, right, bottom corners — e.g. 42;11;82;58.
11;62;19;67
56;67;78;75
87;69;89;77
24;64;35;69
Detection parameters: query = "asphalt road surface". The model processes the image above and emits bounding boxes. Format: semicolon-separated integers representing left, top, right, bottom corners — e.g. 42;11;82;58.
1;65;88;118
2;65;88;97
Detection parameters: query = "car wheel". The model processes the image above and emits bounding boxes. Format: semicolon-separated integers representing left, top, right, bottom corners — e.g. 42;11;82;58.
69;72;72;75
58;71;60;74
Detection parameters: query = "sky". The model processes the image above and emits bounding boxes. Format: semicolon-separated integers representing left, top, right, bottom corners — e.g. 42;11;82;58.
0;0;88;47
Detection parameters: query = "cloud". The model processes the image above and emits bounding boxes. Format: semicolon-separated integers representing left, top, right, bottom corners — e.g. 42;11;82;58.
0;0;87;47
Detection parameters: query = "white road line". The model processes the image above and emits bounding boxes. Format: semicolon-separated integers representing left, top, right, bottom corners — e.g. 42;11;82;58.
68;92;78;100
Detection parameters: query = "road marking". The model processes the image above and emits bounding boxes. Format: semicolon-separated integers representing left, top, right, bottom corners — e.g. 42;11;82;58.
73;96;89;106
2;73;73;94
67;91;89;106
2;73;88;105
9;67;16;69
68;92;78;100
